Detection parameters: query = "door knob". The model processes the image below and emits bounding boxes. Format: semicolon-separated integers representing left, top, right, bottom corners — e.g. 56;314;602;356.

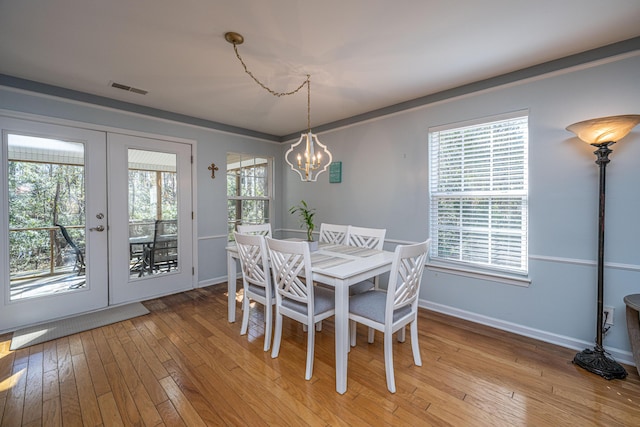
90;225;105;232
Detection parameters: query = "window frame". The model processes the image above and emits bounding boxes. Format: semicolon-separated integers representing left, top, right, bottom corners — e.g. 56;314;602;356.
226;153;273;241
428;111;529;282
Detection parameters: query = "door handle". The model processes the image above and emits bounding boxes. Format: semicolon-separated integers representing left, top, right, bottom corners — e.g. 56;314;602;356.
90;225;105;232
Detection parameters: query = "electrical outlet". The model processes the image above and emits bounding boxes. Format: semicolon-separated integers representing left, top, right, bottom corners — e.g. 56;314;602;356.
603;306;614;325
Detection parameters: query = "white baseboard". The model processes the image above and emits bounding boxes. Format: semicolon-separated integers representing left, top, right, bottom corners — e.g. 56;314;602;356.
198;276;230;288
419;299;635;367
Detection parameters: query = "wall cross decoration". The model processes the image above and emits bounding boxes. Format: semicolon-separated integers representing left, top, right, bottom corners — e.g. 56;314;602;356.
208;163;219;179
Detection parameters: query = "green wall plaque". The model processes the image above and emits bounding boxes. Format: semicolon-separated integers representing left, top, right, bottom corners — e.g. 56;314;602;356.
329;161;342;183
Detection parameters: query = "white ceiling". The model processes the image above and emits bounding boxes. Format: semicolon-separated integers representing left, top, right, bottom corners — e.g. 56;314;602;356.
1;0;639;138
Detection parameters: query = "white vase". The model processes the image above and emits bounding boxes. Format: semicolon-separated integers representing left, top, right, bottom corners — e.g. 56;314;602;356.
307;240;319;252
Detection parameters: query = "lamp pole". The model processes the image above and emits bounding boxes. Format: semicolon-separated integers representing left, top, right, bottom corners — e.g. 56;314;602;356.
594;142;612;350
567;114;640;379
572;141;627;379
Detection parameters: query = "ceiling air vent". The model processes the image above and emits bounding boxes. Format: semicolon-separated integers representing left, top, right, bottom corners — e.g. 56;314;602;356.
109;81;148;95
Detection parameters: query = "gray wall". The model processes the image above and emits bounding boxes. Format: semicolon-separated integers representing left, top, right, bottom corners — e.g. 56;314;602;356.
1;52;639;363
281;53;640;363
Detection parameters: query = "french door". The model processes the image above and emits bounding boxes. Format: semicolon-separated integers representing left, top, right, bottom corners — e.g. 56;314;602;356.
0;116;194;332
0;117;108;331
107;133;193;305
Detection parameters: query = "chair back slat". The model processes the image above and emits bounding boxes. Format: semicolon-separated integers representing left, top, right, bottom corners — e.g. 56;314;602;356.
237;223;272;238
234;232;270;289
388;240;430;314
346;226;386;250
266;238;313;305
319;223;348;245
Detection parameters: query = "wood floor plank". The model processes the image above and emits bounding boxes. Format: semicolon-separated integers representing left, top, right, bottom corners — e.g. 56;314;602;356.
21;346;44;426
118;327;168;405
42;369;60;404
68;334;84;357
130;317;172;363
156;399;187;427
163;358;240;426
41;340;58;373
0;338;16;407
41;395;62;427
56;339;83;427
71;352;102;426
90;328;116;366
158;376;207;427
104;323;163;426
126;325;170;380
1;357;27;427
103;361;142;426
96;392;125;427
78;331;111;398
2;284;639;426
153;325;205;374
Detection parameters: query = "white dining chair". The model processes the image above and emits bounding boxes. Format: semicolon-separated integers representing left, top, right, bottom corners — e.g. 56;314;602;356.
348;239;430;393
319;223;348;245
237;223;272;238
234;232;274;352
266;237;335;380
345;225;386;294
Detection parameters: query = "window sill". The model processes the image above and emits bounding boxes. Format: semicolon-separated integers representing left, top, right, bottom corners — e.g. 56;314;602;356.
426;262;531;287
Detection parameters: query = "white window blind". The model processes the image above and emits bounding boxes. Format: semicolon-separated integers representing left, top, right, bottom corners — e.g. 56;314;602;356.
429;113;528;275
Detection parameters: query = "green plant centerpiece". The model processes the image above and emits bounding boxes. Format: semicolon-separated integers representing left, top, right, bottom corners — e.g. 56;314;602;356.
289;200;316;244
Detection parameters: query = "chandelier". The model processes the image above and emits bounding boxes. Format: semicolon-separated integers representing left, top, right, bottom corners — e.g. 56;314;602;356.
225;32;332;182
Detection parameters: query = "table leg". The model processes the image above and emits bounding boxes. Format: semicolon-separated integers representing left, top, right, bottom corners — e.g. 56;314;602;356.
335;282;349;394
625;304;640;375
227;251;237;322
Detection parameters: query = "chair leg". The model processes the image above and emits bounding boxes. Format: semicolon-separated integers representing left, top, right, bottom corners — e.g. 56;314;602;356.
316;321;322;332
397;326;406;343
263;302;272;352
384;331;396;393
305;323;315;380
368;327;375;343
271;312;283;359
410;320;422;366
240;292;250;335
350;320;357;347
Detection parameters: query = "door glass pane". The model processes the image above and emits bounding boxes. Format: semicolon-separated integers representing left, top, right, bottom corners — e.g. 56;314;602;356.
7;134;86;300
127;149;178;278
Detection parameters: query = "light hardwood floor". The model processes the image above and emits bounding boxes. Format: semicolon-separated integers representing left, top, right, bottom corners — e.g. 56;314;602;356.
1;284;640;426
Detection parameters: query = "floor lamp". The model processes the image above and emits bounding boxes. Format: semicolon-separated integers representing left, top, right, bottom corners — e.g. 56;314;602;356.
566;114;640;380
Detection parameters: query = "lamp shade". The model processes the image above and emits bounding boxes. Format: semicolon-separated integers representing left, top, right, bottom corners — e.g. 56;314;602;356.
566;114;640;144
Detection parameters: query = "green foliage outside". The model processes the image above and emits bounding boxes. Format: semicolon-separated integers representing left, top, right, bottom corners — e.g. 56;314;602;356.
8;161;178;277
8;160;84;274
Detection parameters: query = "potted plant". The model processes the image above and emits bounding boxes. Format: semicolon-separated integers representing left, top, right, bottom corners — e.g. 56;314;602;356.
289;200;318;250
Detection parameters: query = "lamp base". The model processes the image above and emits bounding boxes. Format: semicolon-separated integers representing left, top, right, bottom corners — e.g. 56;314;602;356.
573;347;627;380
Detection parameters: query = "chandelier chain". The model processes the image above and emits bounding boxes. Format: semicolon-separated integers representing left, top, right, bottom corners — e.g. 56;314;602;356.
307;77;311;132
231;42;309;98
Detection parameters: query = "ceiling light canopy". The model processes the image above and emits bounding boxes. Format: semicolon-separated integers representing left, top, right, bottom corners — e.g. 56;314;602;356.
225;31;332;182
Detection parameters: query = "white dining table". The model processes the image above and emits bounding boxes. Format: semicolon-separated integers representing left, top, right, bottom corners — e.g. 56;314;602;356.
226;242;395;394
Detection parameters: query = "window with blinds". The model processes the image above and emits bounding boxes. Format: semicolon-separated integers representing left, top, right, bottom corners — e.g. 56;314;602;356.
428;112;528;275
227;153;273;241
